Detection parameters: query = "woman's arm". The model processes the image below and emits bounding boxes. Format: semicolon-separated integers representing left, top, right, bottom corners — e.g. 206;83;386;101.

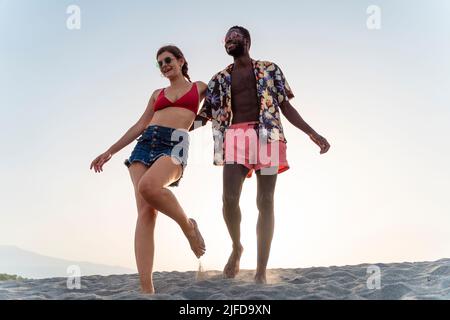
106;90;158;155
190;81;209;131
197;81;207;102
90;90;158;173
90;90;159;172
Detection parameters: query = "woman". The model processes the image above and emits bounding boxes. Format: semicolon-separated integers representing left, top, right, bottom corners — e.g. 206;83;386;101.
90;45;207;294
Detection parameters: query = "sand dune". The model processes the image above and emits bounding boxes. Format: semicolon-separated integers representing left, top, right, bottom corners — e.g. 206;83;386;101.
1;258;449;300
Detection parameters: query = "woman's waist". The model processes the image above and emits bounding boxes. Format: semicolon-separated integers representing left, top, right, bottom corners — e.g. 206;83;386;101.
144;124;189;133
150;109;195;130
141;124;189;144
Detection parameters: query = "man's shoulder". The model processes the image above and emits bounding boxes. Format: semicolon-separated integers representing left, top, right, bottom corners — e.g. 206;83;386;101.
210;64;234;81
255;60;278;70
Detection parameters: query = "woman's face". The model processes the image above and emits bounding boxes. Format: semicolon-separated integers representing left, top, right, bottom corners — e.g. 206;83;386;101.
157;51;184;79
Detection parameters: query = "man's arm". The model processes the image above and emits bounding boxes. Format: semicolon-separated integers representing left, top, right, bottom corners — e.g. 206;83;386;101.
280;100;316;135
280;100;331;154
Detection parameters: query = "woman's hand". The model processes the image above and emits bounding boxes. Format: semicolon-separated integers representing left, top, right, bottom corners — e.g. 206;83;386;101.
90;151;113;173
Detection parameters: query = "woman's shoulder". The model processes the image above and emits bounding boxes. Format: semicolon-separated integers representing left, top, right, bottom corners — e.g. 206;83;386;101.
194;81;207;91
153;87;165;96
149;88;165;102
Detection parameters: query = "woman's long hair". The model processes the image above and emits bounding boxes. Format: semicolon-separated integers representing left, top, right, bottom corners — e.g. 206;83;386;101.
156;45;191;82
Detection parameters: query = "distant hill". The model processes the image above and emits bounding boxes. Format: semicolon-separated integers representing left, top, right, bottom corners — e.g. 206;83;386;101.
0;245;136;279
0;273;25;281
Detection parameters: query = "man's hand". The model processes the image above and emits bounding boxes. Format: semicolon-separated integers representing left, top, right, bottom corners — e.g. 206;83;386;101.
308;132;330;154
280;101;330;154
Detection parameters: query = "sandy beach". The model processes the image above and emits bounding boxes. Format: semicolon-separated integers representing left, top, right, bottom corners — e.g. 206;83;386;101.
1;258;449;300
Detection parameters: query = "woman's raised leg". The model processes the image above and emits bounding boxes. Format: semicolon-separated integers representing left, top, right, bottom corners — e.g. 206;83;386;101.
137;156;206;258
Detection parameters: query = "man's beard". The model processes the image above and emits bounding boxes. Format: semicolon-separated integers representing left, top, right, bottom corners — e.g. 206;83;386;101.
227;43;245;57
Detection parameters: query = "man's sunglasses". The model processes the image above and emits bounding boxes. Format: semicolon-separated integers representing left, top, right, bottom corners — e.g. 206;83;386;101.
157;57;173;68
224;30;244;43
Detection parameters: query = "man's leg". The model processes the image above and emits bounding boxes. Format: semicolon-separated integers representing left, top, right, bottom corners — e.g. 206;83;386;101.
222;163;250;278
255;169;278;284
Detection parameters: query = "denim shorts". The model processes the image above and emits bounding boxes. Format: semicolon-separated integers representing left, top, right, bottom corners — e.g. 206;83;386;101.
124;125;190;187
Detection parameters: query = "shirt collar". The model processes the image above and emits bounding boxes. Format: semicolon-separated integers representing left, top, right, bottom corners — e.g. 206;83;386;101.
224;58;258;74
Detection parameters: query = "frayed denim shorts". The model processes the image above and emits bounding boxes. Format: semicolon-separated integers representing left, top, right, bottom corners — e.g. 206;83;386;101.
124;125;189;187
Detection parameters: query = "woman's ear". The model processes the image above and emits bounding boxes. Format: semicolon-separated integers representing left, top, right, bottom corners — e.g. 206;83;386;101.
178;57;185;68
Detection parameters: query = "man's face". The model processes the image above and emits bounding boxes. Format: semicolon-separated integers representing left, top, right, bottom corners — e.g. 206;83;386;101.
224;29;248;57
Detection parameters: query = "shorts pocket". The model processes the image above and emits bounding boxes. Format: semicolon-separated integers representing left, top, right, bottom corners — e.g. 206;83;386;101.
159;139;176;147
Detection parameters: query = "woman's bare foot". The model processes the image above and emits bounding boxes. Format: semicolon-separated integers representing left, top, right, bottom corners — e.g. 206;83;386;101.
223;245;243;278
185;218;206;258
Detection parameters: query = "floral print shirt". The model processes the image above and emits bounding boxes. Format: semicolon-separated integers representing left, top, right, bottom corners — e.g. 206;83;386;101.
198;59;295;165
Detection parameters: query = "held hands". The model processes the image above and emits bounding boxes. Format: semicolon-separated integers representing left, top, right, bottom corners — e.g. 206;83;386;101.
90;151;112;173
309;132;330;154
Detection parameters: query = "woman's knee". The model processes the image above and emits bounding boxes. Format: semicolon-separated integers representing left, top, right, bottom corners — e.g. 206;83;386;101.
138;180;161;202
137;206;157;225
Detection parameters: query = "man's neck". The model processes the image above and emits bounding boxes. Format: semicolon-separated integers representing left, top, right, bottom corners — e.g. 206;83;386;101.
233;54;252;69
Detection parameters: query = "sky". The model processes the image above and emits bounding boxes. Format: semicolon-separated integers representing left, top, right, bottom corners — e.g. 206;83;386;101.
1;0;449;274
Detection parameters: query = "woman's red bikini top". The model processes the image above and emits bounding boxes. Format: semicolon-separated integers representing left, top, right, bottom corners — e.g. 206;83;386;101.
153;82;199;114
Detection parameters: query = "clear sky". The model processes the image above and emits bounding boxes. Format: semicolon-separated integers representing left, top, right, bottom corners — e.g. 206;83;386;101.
1;0;449;273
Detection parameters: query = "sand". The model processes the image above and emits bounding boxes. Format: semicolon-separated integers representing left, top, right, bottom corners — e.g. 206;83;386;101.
1;258;449;300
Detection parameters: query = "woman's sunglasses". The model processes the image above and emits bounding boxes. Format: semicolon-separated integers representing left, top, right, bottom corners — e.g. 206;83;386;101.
157;57;173;68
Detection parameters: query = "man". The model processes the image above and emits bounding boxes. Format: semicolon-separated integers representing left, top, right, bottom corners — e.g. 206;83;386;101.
193;26;330;283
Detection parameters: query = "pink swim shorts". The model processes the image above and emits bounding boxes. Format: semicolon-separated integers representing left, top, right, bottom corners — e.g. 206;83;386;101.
223;121;289;177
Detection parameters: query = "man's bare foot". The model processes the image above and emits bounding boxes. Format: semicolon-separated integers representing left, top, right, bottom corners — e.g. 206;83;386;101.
223;245;243;278
254;273;267;284
185;218;206;258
